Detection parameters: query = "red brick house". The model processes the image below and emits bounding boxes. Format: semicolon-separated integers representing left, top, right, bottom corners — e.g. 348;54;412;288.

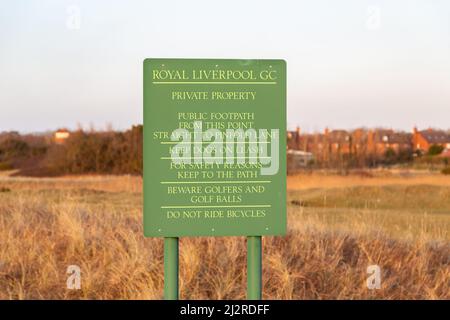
412;127;450;153
287;126;450;166
367;129;412;157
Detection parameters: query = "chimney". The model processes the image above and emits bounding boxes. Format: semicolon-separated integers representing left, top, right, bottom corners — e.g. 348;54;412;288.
295;126;301;150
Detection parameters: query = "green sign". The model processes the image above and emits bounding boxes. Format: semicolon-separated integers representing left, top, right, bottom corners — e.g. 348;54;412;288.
144;59;286;237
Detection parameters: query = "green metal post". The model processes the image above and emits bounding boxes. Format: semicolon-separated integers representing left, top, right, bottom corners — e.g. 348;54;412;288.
164;237;179;300
247;236;262;300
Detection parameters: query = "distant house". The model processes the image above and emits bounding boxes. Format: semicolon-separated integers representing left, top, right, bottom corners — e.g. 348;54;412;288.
287;150;314;167
325;129;352;154
413;127;450;153
367;129;412;156
54;129;70;144
287;127;302;150
287;149;314;172
287;127;352;164
287;126;450;166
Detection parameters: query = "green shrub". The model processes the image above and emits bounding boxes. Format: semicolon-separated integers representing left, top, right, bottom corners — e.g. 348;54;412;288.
428;144;444;156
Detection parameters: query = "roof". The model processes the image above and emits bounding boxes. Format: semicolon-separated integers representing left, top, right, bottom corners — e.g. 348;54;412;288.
373;129;411;144
419;130;450;144
327;130;350;143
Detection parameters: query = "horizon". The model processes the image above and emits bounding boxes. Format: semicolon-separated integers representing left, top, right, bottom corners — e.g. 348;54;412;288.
1;1;450;132
3;123;449;136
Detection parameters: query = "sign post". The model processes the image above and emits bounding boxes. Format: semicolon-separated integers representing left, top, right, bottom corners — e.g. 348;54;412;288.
164;237;179;300
247;236;262;299
143;59;286;300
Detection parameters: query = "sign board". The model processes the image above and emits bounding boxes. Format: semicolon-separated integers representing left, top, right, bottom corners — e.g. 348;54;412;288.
144;59;286;237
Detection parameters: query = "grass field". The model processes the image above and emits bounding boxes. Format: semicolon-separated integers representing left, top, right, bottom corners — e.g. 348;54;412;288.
0;171;448;299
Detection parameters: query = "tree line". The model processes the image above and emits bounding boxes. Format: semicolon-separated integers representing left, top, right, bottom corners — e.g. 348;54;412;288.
0;125;448;176
0;125;142;176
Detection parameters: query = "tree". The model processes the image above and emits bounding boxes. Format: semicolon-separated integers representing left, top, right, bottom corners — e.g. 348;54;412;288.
384;148;397;165
428;144;444;156
397;149;413;163
0;139;29;160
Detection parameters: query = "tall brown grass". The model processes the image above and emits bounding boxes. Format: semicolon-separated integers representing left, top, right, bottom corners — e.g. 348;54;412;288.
0;173;448;299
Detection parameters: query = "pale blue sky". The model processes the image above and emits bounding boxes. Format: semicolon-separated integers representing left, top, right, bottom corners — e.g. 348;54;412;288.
1;0;449;133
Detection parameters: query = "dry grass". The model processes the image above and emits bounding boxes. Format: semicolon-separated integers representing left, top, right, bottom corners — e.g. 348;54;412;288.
0;172;448;299
288;170;450;190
